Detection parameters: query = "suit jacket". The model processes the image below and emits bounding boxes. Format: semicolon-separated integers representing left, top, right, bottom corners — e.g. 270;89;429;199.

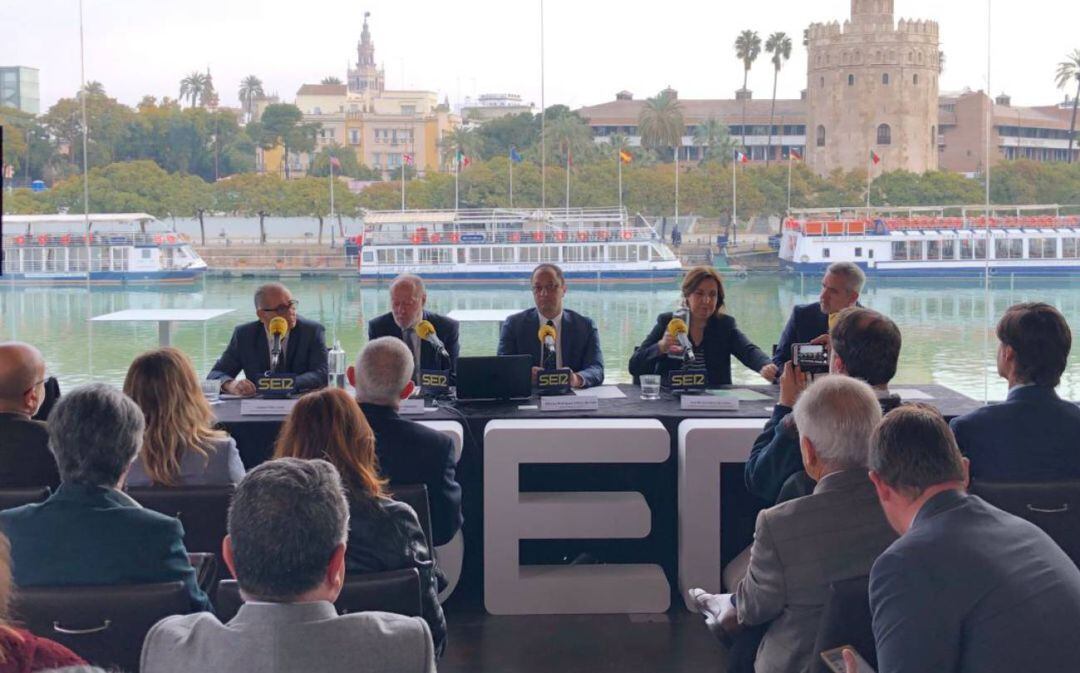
0;483;211;613
0;412;60;490
736;470;897;673
359;402;462;546
141;601;435;673
368;311;460;382
772;302;830;369
208;316;328;392
497;308;605;388
629;312;770;386
950;384;1080;482
870;489;1080;673
125;436;246;487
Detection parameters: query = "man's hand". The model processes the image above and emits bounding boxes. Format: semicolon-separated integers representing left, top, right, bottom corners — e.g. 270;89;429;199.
778;361;808;408
810;333;831;348
842;648;876;673
224;379;257;397
570;372;585;389
759;363;779;382
530;366;542;385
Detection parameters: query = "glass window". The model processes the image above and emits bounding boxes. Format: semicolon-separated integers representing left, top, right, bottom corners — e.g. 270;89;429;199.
855;247;863;257
995;238;1022;259
877;124;891;145
816;125;826;147
848;74;855;86
926;240;941;260
1064;238;1079;258
892;241;908;260
822;248;831;259
941;239;955;259
908;241;924;260
882;73;890;85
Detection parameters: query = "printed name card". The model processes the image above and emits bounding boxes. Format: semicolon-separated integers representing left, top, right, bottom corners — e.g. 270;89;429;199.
680;395;739;412
240;398;299;415
399;398;428;415
540;395;599;412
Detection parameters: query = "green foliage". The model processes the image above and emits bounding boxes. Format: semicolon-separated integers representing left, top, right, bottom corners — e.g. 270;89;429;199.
2;189;52;214
475;112;539;158
258;104;320;176
307;144;380;179
637;90;684;155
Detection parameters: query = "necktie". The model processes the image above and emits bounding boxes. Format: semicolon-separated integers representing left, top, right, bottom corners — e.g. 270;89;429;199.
544;319;558;370
403;327;420;383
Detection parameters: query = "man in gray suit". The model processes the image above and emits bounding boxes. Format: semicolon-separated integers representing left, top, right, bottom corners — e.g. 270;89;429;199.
854;404;1080;673
141;458;435;673
693;376;897;673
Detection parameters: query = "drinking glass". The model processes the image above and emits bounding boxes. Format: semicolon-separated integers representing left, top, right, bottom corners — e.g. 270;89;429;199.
201;378;222;402
640;375;662;400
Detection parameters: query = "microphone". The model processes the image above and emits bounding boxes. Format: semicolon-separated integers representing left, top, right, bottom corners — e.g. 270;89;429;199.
538;323;557;368
666;317;694;362
415;319;449;359
268;316;289;372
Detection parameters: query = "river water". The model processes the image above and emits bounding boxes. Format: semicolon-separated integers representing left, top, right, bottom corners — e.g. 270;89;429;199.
3;275;1079;402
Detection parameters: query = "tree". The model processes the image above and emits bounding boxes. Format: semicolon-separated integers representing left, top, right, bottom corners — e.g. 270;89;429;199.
238;75;265;123
692;118;737;165
544;113;593;166
308;144;379;179
179;71;209;108
213;173;286;244
734;30;762;152
257;104;319;178
764;32;792;165
438;127;484;170
637;89;684;159
476;112;539;158
1055;49;1080;164
283;176;355;245
82;81;105;97
320;76;343;85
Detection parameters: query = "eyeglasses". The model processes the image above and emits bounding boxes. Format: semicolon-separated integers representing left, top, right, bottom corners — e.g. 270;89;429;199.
259;300;299;314
532;284;561;294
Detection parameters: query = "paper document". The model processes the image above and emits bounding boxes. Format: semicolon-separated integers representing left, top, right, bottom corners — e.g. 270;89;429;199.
572;386;627;399
891;388;934;400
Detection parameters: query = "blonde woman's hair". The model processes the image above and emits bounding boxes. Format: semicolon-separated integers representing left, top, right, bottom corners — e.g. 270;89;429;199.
123;348;227;486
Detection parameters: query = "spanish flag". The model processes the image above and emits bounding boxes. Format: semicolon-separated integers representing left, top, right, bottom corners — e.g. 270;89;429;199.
619;149;633;164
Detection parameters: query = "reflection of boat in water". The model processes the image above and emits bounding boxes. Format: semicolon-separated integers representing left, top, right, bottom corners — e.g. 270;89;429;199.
780;205;1080;277
345;207;683;283
2;214;207;285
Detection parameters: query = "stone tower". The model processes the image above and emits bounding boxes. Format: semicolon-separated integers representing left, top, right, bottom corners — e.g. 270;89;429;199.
805;0;940;175
348;12;385;95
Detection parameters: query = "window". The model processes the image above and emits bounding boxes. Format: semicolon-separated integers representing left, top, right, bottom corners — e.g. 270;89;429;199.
907;241;924;260
868;249;874;259
882;73;890;85
913;74;919;85
994;238;1022;259
848;74;855;86
820;76;824;88
350;129;360;145
941;239;955;259
1063;239;1079;258
877;124;891;145
1029;238;1057;259
816;125;826;147
401;105;416;115
892;241;908;260
822;248;831;259
855;247;863;257
926;240;941;260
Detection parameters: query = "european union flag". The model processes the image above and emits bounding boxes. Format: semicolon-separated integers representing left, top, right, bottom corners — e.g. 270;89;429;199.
509;147;523;163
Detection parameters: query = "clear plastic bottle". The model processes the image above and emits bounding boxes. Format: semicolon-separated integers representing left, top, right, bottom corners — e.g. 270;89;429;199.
328;339;347;389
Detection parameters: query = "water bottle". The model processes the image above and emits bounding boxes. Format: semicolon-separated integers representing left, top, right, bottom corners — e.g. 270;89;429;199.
328;339;347;389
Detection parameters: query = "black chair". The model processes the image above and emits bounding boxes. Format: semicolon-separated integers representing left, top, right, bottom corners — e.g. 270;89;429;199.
970;480;1080;567
127;486;233;554
214;568;422;623
0;486;50;511
12;581;192;673
391;484;434;552
809;575;877;673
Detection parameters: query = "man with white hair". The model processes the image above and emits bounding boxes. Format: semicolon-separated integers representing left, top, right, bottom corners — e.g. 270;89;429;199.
368;274;460;384
771;261;864;371
692;376;896;673
0;341;60;488
347;337;462;546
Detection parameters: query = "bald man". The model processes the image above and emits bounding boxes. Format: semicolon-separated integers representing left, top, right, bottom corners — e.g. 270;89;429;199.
0;342;60;489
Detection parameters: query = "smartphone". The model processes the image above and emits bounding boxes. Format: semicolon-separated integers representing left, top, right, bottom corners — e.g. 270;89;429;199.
820;646;876;673
792;343;829;374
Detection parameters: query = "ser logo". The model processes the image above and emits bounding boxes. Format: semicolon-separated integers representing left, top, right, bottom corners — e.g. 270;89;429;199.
421;372;449;387
257;377;295;391
670;372;706;388
538;372;571;387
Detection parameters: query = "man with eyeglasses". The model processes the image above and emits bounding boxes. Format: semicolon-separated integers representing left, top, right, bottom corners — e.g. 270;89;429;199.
497;264;604;389
367;274;460;384
0;342;60;489
208;283;329;396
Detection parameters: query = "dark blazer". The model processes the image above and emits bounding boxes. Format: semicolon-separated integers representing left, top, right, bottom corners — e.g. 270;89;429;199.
208;316;328;392
345;495;447;656
0;483;212;613
950;384;1080;482
359;402;462;547
869;490;1080;673
744;404;802;504
629;312;770;386
368;311;460;381
497;308;604;388
772;302;829;369
0;413;60;490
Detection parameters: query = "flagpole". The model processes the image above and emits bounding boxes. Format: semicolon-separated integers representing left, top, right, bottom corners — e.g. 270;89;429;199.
565;145;570;211
539;0;546;211
329;156;336;221
866;151;872;216
786;152;793;214
400;161;405;212
509;152;514;208
674;144;680;227
732;151;737;246
617;150;623;213
454;151;460;212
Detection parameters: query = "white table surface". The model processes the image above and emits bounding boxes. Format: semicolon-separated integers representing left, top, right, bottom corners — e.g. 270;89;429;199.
90;309;236;346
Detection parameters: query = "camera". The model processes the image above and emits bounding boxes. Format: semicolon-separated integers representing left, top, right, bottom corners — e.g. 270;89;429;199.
792;343;829;374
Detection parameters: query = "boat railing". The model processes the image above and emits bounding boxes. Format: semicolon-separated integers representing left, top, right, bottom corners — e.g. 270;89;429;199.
1;255;197;275
785;214;1080;237
1;232;192;247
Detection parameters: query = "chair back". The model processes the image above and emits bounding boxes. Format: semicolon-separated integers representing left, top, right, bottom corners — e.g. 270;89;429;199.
0;486;50;511
809;575;877;673
391;484;434;552
12;581;191;673
970;480;1080;566
127;486;233;554
215;568;422;623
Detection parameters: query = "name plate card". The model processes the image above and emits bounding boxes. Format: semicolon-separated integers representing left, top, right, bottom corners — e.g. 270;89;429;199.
399;398;428;415
540;395;599;412
240;398;299;415
680;395;739;412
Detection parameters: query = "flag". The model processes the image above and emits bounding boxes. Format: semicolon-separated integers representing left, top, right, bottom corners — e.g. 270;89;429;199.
789;148;802;161
403;153;414;166
870;150;881;165
510;146;523;163
735;150;749;164
455;149;470;169
462;156;471;169
329;156;341;169
619;149;633;164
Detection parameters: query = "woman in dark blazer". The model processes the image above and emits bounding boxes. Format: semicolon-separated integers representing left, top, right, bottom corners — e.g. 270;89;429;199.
629;266;779;386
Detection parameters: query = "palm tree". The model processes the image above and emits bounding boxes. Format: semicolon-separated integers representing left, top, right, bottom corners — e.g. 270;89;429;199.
1055;49;1080;164
693;117;737;165
238;75;265;123
544;113;593;166
82;81;105;97
438;127;483;171
734;30;762;153
320;76;343;85
179;71;208;108
637;89;684;158
765;32;792;165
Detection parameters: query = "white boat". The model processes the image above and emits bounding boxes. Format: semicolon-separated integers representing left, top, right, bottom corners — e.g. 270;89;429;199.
779;205;1080;277
346;207;684;283
1;213;208;285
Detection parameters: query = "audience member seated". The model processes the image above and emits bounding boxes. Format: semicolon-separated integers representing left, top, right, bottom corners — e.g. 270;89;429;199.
123;347;244;487
0;531;86;672
368;274;460;384
273;387;446;655
694;377;896;673
772;262;863;371
858;404;1080;673
141;458;436;673
0;384;211;613
348;337;462;547
0;342;60;490
950;302;1080;481
745;307;902;504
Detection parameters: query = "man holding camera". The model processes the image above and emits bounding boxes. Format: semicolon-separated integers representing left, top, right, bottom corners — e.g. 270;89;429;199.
771;262;864;371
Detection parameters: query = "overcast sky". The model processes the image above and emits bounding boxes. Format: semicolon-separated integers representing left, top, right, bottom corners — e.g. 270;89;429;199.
2;0;1076;114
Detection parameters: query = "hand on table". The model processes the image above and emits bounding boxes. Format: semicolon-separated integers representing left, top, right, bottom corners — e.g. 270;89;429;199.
223;379;257;397
759;363;779;382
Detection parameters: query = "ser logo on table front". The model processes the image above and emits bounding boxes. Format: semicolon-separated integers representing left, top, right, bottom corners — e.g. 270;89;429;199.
538;371;571;387
669;372;706;388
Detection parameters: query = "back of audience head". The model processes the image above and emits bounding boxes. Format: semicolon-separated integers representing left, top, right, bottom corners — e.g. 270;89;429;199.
225;458;349;603
49;384;144;488
996;302;1071;388
123;347;226;486
0;341;47;417
274;387;386;500
793;376;883;480
829;307;901;386
868;403;969;534
350;336;414;407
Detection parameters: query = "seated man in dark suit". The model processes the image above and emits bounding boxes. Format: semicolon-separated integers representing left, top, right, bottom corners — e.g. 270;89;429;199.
0;384;211;612
141;458;435;673
348;337;462;546
0;342;60;489
368;274;459;383
208;283;328;396
772;262;863;370
950;302;1080;481
497;263;604;388
853;404;1080;673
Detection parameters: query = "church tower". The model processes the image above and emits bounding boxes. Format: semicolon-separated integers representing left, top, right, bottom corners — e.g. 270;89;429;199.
348;12;385;95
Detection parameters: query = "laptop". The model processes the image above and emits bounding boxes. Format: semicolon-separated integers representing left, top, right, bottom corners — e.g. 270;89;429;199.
455;355;533;402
